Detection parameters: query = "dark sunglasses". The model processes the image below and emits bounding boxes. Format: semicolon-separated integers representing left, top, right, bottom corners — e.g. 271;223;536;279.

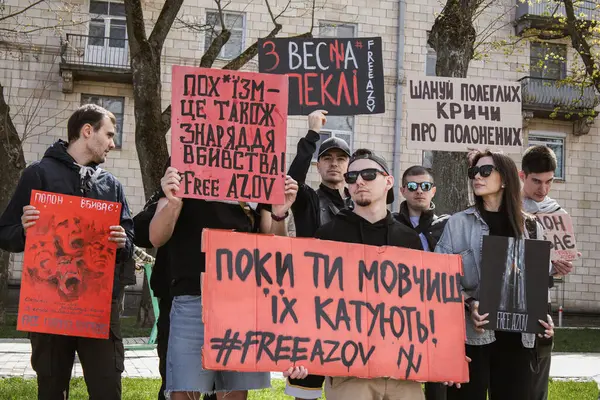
468;165;496;179
344;168;388;184
405;182;434;192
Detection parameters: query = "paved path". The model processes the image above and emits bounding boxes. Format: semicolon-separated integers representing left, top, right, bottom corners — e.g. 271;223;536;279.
0;339;598;388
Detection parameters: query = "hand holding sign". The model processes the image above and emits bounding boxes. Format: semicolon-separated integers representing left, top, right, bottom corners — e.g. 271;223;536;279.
161;167;183;205
109;225;127;249
468;301;489;333
551;260;574;276
308;110;328;133
272;176;298;218
21;205;40;234
283;366;309;380
538;314;554;339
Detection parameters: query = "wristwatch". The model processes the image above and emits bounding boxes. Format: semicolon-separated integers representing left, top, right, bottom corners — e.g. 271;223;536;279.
271;211;289;222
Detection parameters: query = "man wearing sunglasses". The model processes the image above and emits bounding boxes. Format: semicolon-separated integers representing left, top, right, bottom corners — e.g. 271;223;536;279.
285;110;352;399
520;145;574;400
394;165;450;400
315;149;424;400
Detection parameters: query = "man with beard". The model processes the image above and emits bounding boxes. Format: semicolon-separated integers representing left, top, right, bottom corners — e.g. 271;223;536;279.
0;104;134;399
393;165;450;400
285;110;352;400
315;149;425;400
520;145;574;400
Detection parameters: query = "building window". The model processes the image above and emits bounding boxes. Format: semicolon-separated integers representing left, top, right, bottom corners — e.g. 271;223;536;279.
87;1;127;67
425;32;437;77
528;134;565;180
530;42;567;80
81;94;125;149
204;11;245;60
312;21;357;161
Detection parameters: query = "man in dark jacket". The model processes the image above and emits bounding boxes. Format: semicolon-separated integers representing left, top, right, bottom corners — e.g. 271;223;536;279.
285;110;352;399
316;149;424;400
288;110;352;238
0;104;134;399
394;165;450;400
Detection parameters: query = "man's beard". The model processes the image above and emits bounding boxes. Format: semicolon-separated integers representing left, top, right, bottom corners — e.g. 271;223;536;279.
355;199;372;207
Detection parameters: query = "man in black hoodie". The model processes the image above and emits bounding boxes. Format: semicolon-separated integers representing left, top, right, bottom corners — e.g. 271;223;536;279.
288;110;352;238
393;165;450;400
315;149;425;400
0;104;134;399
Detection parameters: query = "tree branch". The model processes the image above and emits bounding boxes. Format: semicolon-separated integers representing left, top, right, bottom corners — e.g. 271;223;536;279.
123;0;148;55
216;0;228;31
0;0;45;23
563;0;600;93
148;0;185;49
223;24;282;70
310;0;316;34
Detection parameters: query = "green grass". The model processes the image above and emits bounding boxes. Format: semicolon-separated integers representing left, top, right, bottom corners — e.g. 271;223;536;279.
554;329;600;353
0;315;152;339
0;378;597;400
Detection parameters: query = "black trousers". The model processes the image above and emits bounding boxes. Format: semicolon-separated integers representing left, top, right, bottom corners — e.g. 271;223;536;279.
30;300;124;400
447;332;534;400
156;297;172;400
529;302;553;400
156;296;216;400
425;383;447;400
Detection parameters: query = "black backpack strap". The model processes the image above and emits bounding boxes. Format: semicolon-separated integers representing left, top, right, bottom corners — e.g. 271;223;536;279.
316;189;339;226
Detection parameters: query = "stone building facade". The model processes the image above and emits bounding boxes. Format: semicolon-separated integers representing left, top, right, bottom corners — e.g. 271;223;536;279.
1;0;599;311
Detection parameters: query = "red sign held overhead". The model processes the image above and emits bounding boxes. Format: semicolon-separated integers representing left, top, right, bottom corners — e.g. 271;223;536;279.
171;66;289;204
18;190;121;339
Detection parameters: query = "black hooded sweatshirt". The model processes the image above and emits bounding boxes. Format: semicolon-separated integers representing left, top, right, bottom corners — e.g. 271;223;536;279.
0;140;134;299
315;209;423;250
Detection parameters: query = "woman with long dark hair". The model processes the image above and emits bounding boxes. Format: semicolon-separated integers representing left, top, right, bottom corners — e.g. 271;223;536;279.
435;150;554;400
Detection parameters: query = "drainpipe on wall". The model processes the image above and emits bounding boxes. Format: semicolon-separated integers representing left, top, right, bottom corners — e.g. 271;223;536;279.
391;0;406;212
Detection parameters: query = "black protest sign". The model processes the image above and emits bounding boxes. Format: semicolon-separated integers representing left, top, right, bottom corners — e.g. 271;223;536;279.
258;37;385;115
479;236;551;334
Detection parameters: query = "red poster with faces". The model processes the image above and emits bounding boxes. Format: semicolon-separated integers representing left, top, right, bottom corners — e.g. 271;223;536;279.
17;190;121;339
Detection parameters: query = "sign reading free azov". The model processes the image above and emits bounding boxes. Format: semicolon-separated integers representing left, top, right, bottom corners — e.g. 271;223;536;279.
405;75;523;153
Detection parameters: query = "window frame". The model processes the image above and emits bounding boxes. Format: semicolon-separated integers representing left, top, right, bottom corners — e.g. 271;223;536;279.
527;131;566;180
311;21;358;161
80;93;126;149
529;42;567;81
203;10;246;60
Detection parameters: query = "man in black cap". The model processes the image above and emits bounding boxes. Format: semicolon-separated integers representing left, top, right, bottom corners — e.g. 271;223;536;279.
287;110;352;239
285;110;353;399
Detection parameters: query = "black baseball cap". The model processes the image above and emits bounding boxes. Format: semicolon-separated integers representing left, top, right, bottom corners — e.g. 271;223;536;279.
348;149;394;205
317;137;351;159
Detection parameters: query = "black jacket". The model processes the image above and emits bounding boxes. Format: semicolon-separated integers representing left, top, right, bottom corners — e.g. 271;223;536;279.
133;188;171;299
288;130;350;238
0;140;134;298
315;209;423;250
393;201;450;250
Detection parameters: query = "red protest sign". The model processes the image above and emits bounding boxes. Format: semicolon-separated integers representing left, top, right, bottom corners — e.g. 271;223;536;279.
171;66;289;204
201;229;469;383
17;190;121;339
536;213;578;262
